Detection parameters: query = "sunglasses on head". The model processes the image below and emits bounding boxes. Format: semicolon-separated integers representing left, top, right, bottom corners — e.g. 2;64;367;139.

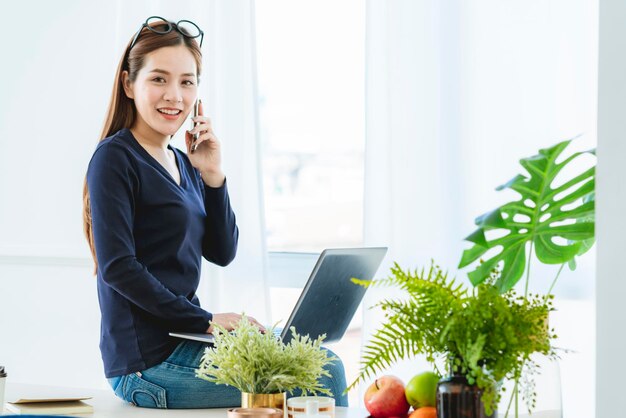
129;16;204;50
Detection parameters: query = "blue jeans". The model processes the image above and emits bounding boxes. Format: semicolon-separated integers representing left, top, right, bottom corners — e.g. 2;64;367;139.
107;340;348;409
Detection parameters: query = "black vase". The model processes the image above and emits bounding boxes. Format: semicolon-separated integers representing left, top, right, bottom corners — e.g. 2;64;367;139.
436;370;495;418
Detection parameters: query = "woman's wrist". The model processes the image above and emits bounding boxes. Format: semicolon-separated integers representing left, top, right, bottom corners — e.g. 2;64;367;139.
200;170;226;188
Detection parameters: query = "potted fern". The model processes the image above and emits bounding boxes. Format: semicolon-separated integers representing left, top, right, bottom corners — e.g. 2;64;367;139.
347;262;555;417
196;316;336;409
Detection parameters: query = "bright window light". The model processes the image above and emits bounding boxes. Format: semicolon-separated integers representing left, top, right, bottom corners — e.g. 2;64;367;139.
255;0;365;253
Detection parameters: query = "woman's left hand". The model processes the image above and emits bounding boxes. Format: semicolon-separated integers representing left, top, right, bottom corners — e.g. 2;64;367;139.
185;100;225;187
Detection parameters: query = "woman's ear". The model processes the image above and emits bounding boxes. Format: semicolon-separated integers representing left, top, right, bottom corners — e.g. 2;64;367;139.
121;71;134;99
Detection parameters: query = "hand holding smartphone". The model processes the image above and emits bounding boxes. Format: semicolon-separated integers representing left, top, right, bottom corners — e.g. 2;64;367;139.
190;99;200;153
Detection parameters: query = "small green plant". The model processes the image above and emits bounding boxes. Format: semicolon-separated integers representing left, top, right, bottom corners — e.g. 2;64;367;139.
196;316;336;395
347;262;556;416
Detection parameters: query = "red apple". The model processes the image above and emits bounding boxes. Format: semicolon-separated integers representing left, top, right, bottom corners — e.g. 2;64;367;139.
364;375;411;418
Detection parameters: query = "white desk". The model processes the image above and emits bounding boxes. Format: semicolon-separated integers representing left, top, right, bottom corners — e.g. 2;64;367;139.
2;383;369;418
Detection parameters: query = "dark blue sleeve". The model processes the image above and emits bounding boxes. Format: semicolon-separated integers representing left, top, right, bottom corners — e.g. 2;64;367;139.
198;175;239;266
87;143;212;332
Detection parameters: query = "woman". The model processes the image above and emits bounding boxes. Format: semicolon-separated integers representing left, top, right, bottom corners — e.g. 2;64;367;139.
82;16;348;409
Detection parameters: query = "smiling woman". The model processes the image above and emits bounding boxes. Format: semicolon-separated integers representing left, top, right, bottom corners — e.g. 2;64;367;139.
119;46;202;187
83;16;241;408
80;15;348;409
126;63;197;122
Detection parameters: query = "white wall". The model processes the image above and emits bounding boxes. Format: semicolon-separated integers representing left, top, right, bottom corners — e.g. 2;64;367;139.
0;0;119;259
0;260;105;388
0;0;120;389
597;0;626;416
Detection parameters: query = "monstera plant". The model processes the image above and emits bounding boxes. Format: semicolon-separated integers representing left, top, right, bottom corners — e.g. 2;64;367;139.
458;138;595;294
458;138;596;417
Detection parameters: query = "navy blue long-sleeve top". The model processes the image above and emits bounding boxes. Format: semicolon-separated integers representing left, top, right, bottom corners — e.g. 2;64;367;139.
86;127;238;378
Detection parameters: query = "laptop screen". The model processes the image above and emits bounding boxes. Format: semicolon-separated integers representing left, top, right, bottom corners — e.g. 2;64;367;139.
280;247;387;343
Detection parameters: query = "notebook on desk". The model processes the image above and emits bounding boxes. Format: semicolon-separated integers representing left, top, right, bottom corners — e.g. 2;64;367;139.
6;392;94;416
5;400;94;415
169;247;388;344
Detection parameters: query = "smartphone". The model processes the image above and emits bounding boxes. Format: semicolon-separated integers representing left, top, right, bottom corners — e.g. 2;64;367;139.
191;99;200;153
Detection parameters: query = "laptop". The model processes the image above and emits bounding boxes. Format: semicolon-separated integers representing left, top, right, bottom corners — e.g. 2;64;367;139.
169;247;388;344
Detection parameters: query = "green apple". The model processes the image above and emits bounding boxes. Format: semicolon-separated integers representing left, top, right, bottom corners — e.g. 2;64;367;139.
405;371;440;408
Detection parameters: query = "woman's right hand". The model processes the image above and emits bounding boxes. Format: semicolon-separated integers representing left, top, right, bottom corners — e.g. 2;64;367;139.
206;312;266;334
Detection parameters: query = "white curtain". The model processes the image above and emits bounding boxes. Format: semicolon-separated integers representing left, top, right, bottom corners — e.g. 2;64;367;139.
362;1;597;417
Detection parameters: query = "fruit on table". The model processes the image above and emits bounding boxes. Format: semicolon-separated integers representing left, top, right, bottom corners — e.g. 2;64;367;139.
409;406;437;418
364;375;411;418
405;371;441;408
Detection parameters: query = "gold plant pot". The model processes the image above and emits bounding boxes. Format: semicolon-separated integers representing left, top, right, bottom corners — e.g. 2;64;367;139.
241;392;287;410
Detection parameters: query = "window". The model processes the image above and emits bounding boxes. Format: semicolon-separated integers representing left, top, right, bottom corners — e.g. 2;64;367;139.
255;0;365;253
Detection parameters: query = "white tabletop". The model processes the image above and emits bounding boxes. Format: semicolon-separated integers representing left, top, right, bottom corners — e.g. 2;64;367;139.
2;383;560;418
2;383;369;418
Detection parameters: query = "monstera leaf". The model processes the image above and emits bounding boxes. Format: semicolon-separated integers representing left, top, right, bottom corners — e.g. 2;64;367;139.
458;139;595;293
